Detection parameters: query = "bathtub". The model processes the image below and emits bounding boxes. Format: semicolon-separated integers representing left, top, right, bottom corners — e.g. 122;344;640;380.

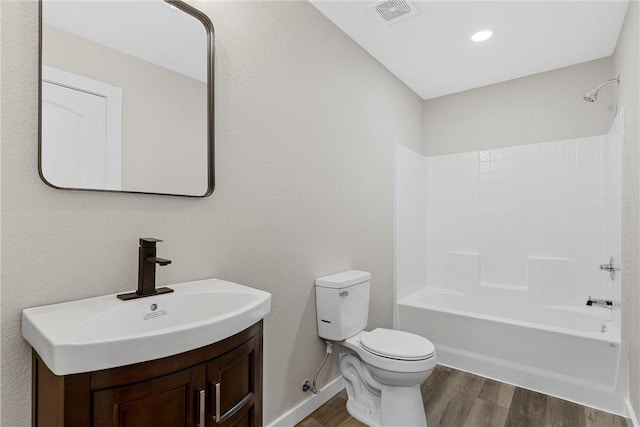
396;287;626;415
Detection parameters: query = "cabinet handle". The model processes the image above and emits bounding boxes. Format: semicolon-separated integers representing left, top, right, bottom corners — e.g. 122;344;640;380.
198;388;205;427
214;382;221;423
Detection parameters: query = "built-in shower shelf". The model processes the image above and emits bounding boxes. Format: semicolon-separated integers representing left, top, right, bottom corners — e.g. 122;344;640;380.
528;256;573;261
478;282;527;291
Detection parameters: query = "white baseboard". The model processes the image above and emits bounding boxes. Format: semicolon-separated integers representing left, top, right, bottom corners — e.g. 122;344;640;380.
266;376;345;427
626;400;639;427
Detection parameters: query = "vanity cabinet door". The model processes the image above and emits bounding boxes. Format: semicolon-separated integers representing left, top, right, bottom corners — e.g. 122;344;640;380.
92;363;206;427
206;334;262;427
32;323;263;427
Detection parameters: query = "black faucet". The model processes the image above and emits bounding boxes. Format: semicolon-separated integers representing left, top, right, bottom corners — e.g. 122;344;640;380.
117;238;174;301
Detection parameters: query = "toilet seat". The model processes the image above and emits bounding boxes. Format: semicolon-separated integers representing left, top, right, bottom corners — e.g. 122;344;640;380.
343;330;437;374
360;328;435;361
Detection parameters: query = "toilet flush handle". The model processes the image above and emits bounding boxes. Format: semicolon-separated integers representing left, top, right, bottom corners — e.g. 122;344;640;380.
339;291;349;297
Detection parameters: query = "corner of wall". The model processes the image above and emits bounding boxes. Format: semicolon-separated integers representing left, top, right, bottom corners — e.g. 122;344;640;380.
265;376;344;427
612;0;640;421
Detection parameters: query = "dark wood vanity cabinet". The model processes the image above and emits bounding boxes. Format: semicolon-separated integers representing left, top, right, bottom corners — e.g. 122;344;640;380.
92;364;206;426
32;322;263;427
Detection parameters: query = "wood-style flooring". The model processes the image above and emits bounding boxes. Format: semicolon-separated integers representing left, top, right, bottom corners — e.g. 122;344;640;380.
297;365;630;427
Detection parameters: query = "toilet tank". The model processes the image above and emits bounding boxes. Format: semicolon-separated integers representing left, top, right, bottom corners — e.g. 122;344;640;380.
315;270;371;341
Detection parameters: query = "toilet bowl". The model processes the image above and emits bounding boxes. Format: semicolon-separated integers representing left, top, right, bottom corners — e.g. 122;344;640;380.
315;270;437;427
340;329;436;427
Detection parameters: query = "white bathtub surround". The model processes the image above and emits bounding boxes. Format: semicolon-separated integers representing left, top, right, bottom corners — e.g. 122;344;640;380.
423;133;623;304
393;111;627;415
527;256;575;303
445;251;480;293
395;120;624;305
394;145;429;304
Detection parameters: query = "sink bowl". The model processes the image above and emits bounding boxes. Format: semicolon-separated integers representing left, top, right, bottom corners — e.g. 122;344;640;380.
22;278;271;375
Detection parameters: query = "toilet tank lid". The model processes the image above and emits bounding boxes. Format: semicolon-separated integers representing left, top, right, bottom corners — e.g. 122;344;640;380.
315;270;371;289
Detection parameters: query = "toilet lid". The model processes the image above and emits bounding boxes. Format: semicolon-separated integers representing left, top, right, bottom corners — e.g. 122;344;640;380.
360;328;435;361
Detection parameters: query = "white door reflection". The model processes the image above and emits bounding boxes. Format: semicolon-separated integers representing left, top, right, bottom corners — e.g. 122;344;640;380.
42;66;122;190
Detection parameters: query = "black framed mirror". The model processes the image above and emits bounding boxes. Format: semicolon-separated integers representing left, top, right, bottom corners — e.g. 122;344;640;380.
39;0;214;197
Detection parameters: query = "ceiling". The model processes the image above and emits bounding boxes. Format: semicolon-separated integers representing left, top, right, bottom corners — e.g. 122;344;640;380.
310;1;630;100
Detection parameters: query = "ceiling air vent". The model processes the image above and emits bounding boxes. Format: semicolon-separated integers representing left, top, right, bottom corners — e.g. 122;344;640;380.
369;0;418;25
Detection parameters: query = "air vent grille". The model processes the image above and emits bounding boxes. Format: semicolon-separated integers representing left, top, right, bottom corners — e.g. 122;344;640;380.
370;0;417;24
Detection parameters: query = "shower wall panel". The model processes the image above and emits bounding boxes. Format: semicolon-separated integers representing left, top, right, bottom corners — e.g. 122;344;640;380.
394;145;429;302
395;122;623;305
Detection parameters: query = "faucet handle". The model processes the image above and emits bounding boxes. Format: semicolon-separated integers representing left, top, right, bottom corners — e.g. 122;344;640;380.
140;237;163;247
146;256;172;266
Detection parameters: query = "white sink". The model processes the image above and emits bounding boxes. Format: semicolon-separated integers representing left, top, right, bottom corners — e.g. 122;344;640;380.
22;278;271;375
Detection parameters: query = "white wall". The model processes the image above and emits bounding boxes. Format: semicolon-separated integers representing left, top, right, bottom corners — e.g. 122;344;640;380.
423;57;616;156
613;0;640;421
0;1;424;426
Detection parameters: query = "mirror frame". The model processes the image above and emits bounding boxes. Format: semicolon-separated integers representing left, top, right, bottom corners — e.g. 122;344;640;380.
38;0;215;197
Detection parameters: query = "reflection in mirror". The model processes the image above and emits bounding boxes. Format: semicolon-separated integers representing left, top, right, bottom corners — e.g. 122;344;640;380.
40;0;214;197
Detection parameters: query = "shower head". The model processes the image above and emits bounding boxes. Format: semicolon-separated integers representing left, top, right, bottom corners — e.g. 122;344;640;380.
582;75;620;103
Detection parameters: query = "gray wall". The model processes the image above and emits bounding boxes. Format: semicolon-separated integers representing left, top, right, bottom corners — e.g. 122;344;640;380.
0;1;423;425
423;57;616;155
613;0;640;419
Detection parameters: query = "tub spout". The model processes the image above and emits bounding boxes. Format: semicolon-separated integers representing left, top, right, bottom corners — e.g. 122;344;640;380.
586;297;613;309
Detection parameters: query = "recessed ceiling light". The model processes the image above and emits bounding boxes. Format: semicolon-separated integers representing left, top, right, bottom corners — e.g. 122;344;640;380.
471;29;493;43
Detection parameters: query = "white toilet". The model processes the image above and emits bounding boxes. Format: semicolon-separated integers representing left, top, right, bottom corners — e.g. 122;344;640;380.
315;270;437;427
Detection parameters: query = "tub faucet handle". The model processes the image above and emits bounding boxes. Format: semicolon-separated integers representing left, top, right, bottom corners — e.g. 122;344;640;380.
599;256;619;281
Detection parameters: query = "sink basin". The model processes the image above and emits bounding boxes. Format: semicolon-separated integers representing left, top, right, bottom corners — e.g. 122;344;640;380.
22;278;271;375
